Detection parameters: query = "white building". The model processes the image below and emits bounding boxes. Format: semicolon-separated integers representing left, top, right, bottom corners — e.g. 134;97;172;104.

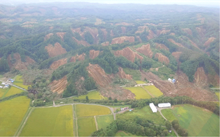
0;86;2;88
149;103;157;113
2;82;5;85
158;103;171;108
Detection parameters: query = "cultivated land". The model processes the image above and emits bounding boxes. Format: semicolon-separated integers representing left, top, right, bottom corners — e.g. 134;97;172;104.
115;131;137;136
117;106;165;125
135;81;146;84
20;105;74;136
76;104;111;117
144;85;163;97
97;115;114;130
78;117;96;136
0;88;9;98
0;96;30;136
124;87;151;99
215;92;220;100
14;75;29;90
162;104;220;136
5;87;23;97
74;91;104;100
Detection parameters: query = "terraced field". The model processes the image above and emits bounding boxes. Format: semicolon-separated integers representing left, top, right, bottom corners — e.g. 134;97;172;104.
14;75;29;90
97;115;114;130
162;104;219;136
0;96;30;136
144;85;163;97
5;87;23;97
74;91;105;100
78;117;96;136
20;105;74;136
124;87;151;99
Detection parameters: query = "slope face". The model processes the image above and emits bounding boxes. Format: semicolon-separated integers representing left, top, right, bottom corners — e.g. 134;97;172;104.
136;44;153;58
70;53;86;62
117;67;132;80
89;50;100;59
154;53;170;65
49;76;68;94
50;58;68;70
111;36;135;44
45;42;67;57
114;47;143;62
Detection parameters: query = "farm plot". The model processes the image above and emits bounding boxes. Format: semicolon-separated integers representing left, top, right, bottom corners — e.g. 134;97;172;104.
78;117;96;136
144;85;163;97
0;96;30;136
97;115;114;130
124;87;151;99
76;104;111;117
14;75;29;90
20;105;74;136
162;104;219;136
117;106;165;125
215;92;220;100
74;91;104;100
0;88;9;98
135;81;146;84
5;87;23;97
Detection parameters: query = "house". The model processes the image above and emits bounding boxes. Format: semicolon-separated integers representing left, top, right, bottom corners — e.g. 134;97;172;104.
168;78;172;82
158;103;171;108
0;86;2;88
172;79;176;83
121;107;129;111
2;82;5;85
149;103;157;113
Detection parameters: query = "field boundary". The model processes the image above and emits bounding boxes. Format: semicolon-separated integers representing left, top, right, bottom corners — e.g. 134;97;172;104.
73;104;78;137
1;88;10;99
94;116;98;130
142;86;155;98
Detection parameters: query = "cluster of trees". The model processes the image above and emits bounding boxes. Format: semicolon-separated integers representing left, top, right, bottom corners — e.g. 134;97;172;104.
92;117;170;136
0;58;10;72
172;120;188;136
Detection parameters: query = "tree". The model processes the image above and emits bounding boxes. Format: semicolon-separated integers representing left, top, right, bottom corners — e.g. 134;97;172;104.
165;121;171;130
114;99;118;103
108;97;112;100
86;96;89;102
84;32;94;44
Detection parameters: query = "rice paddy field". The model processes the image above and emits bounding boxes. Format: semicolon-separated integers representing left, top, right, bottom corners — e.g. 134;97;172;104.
161;104;219;136
117;106;165;125
0;96;30;136
144;85;163;97
73;91;105;100
5;87;23;97
20;105;74;136
97;115;114;130
124;87;151;99
135;81;146;84
0;88;9;98
14;75;29;90
78;117;96;136
76;104;111;117
215;92;220;100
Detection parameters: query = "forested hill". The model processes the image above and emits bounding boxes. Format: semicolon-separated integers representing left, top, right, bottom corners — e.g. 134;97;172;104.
0;3;219;101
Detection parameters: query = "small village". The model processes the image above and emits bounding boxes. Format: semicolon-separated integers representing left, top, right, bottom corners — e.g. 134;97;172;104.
0;78;14;89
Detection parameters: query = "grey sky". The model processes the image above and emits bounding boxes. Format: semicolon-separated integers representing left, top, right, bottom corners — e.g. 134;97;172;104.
1;0;219;7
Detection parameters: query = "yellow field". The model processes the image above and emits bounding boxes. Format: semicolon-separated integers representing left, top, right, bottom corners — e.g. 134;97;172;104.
124;87;151;99
78;117;96;136
144;85;163;97
0;96;30;136
5;87;23;97
74;91;105;100
215;92;220;100
76;104;111;117
14;75;29;90
135;81;146;84
0;88;9;98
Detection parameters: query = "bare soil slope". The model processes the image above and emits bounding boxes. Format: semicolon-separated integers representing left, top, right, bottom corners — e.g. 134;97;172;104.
45;42;67;57
114;47;143;62
50;58;67;70
49;76;68;94
136;44;153;58
117;67;132;80
154;53;170;65
111;36;135;45
89;50;100;59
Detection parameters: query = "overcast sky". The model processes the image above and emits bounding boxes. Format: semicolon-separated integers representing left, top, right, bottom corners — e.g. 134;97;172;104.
1;0;219;7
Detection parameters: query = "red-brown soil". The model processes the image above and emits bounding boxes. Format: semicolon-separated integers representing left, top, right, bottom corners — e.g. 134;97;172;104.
182;28;192;35
50;58;67;70
89;50;100;59
194;67;208;88
101;41;109;46
115;22;133;26
110;30;114;37
208;74;220;87
117;67;132;80
187;38;199;48
101;29;107;40
121;27;126;33
168;39;184;47
56;32;66;41
111;36;135;45
147;30;155;39
136;44;153;58
72;37;90;46
49;76;68;94
114;47;143;62
45;42;67;57
172;52;182;60
156;43;169;51
154;53;170;65
7;53;35;70
157;29;170;35
44;33;53;41
135;26;149;34
70;53;86;62
170;33;175;36
136;36;142;43
204;37;216;47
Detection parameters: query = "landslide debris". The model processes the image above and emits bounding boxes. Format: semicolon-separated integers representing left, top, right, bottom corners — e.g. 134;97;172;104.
111;36;135;45
172;52;182;61
89;50;100;59
156;43;169;51
114;47;143;62
154;53;170;65
101;41;109;46
49;76;68;94
45;42;67;57
56;32;66;40
204;37;216;47
168;39;184;47
182;28;192;35
117;67;132;80
72;37;90;46
136;44;153;58
44;33;53;41
50;58;67;70
70;53;86;62
135;26;149;34
194;67;208;88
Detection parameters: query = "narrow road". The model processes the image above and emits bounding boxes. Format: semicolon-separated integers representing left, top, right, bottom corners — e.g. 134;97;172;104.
73;104;78;137
94;116;98;130
53;101;56;107
9;83;27;91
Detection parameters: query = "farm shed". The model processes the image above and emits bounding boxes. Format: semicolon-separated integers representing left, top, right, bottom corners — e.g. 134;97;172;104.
149;103;157;113
158;103;171;108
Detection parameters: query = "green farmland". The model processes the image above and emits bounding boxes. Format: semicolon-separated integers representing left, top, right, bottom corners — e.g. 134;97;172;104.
162;104;219;136
20;105;74;136
144;85;163;97
14;75;29;90
0;88;9;98
0;96;30;136
124;87;151;99
135;81;146;84
5;87;23;97
97;115;114;130
74;91;105;100
78;117;96;136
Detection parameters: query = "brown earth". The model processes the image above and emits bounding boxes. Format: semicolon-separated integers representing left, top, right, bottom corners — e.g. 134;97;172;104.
168;39;184;47
204;37;216;47
208;74;220;87
70;53;86;62
72;37;90;46
56;32;66;41
182;28;192;35
187;38;199;49
7;53;35;70
147;30;155;39
101;29;107;40
154;53;170;65
170;33;175;36
144;23;157;26
45;42;67;57
196;27;205;39
194;67;208;88
121;27;126;33
172;52;182;60
117;67;132;80
115;22;133;26
44;33;53;41
101;41;109;46
111;36;135;45
197;14;205;24
114;47;143;62
50;58;67;70
135;26;149;34
49;76;68;94
156;43;169;51
136;44;153;58
89;50;100;59
157;29;170;35
110;30;114;37
136;36;142;43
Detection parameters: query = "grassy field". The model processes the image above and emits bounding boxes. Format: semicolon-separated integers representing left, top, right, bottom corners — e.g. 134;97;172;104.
135;81;146;84
0;96;30;136
73;91;104;100
123;68;141;80
14;75;29;90
117;106;165;125
162;104;219;136
5;87;23;97
97;115;114;130
76;104;111;117
20;105;74;136
115;131;137;136
0;88;9;98
124;87;151;99
161;109;177;122
144;85;163;97
78;117;96;136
